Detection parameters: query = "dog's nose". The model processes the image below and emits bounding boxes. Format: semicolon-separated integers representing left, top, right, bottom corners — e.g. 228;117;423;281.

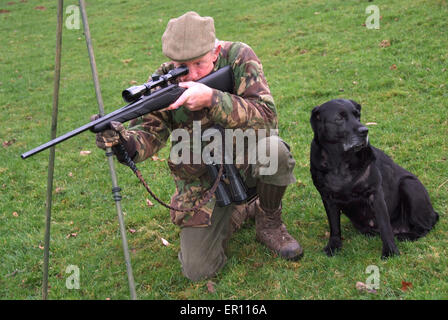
358;126;369;136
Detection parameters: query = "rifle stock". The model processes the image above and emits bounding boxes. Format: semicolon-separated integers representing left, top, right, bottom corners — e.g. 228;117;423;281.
21;66;234;159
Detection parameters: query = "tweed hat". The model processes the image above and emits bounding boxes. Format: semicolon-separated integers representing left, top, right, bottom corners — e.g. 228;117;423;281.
162;11;216;62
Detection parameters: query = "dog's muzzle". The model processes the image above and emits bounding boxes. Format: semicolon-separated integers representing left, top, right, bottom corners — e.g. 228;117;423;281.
343;126;369;152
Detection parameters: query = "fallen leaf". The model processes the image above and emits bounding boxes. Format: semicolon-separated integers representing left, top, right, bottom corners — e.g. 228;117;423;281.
121;58;133;65
390;64;397;70
379;40;391;48
207;281;216;293
80;150;91;156
356;281;367;291
129;228;136;234
129;80;137;85
161;237;170;246
356;281;377;294
2;139;16;147
66;233;78;239
68;172;73;177
401;281;413;291
12;211;19;217
39;244;44;250
146;199;154;207
0;9;11;14
34;6;46;10
55;187;63;193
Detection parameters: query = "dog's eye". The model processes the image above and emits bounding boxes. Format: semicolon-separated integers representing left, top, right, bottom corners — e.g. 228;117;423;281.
335;112;347;122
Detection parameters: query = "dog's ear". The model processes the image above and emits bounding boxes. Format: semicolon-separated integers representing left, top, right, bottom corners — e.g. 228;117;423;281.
349;100;361;112
310;105;320;136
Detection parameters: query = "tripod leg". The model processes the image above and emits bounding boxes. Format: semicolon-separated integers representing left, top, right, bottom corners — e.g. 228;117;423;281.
79;0;137;300
42;0;64;301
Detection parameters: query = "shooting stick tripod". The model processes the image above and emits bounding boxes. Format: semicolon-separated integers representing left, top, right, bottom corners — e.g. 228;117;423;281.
42;0;137;300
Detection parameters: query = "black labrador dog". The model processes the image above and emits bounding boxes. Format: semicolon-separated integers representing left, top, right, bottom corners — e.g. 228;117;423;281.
310;99;439;258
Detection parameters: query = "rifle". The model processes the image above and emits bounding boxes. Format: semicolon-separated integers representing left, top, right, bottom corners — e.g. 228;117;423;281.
21;64;251;210
20;65;234;159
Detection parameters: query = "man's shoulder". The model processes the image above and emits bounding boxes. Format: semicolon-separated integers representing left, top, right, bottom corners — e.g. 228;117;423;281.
218;41;260;68
220;40;254;56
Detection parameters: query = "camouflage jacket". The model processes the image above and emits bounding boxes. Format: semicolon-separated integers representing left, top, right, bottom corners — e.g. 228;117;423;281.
126;41;278;227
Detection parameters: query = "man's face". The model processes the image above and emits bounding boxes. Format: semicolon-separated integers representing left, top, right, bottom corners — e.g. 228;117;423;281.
173;46;221;82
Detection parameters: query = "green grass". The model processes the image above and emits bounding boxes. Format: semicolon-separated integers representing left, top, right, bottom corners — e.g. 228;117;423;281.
1;0;447;300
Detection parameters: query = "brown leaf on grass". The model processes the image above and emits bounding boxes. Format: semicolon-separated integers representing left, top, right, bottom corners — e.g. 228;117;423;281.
356;281;377;294
12;211;19;217
146;199;154;207
34;6;46;10
2;139;16;147
401;281;413;291
0;9;11;13
379;40;391;48
128;228;136;234
66;232;78;239
206;281;216;293
161;237;170;246
390;64;397;70
129;80;137;85
121;58;133;65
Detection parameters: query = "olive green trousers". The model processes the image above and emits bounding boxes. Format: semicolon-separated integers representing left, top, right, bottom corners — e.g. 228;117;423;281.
178;135;296;281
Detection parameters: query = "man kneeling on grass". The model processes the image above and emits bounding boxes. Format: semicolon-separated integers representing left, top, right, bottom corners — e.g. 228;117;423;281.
92;11;303;281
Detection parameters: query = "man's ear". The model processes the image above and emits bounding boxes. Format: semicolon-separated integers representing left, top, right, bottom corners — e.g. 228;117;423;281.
310;105;320;135
213;44;222;63
349;99;361;112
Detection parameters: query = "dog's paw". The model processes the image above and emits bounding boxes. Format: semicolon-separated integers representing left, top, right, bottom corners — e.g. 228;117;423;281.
324;238;342;257
381;245;400;259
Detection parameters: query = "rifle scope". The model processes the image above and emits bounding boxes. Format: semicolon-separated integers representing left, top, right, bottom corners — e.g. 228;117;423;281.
122;66;188;103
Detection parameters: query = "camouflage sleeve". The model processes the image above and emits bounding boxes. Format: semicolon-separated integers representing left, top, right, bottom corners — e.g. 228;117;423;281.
126;110;171;163
208;42;278;130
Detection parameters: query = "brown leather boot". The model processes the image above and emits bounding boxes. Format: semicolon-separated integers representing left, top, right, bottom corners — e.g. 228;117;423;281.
255;182;303;260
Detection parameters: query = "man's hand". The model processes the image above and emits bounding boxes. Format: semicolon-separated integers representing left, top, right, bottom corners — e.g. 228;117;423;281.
164;82;213;111
90;115;130;150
